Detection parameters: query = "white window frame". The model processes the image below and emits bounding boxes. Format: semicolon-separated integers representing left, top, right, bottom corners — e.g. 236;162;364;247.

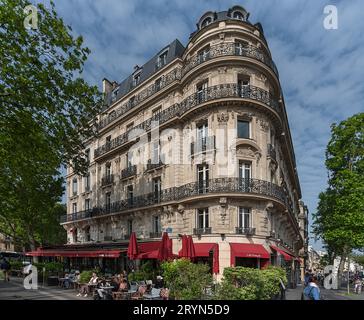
238;207;252;229
196;208;209;229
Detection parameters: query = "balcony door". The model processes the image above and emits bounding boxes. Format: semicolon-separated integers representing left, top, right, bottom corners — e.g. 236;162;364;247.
197;123;208;152
153;177;162;203
197;80;208;104
197;164;209;194
238;77;250;98
239;162;251;191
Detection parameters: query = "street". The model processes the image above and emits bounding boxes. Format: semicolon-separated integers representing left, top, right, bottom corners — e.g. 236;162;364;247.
2;277;364;300
285;284;364;301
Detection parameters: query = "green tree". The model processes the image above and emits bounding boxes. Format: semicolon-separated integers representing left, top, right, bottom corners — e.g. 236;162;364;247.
161;259;213;300
215;266;287;300
313;113;364;279
0;0;102;249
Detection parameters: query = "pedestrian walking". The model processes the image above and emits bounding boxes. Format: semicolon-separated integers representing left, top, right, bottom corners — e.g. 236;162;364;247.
354;276;362;294
0;258;11;281
302;276;320;300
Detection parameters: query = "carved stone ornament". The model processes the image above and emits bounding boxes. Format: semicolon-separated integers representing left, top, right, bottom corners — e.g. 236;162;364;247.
236;146;255;158
237;67;252;76
257;73;267;84
259;119;270;132
218;66;227;74
177;204;185;215
217;112;229;123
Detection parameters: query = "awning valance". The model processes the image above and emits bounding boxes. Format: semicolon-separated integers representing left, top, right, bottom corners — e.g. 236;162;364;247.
230;243;270;266
26;249;122;258
270;245;292;262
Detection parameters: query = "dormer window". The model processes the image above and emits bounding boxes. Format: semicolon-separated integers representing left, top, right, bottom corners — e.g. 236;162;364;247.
201;17;212;28
111;87;119;101
157;50;168;69
233;11;244;20
133;73;141;87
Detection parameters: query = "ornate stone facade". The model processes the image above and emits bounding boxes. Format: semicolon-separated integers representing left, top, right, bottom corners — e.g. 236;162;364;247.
62;6;307;282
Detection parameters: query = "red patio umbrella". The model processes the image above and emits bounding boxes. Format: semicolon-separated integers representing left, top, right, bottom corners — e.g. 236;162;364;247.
187;236;196;259
179;235;188;258
127;232;139;260
157;232;172;261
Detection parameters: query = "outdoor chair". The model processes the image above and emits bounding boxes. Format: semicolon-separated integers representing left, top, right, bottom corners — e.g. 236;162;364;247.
143;288;161;300
129;284;138;292
138;280;146;286
131;285;146;300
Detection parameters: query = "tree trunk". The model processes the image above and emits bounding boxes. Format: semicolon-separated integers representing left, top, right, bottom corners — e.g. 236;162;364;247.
29;237;38;263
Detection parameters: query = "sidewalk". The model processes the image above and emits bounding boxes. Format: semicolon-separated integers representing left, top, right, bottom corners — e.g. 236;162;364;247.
0;277;91;300
285;284;304;300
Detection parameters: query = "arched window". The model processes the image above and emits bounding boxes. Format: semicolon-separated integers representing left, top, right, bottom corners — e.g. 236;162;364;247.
201;17;212;28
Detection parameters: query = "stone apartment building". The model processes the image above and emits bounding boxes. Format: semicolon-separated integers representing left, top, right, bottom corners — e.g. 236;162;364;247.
35;5;309;283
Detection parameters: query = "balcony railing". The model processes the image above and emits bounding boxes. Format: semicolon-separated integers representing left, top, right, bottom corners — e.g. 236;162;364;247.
121;165;137;179
235;227;256;235
191;136;216;155
100;67;182;126
146;159;164;171
101;174;114;186
193;227;212;235
267;144;276;161
61;178;288;223
150;232;162;238
94;83;280;159
99;43;278;131
183;42;278;77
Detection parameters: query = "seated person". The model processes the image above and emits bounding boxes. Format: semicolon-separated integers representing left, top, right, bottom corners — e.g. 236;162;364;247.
77;272;98;297
119;279;128;292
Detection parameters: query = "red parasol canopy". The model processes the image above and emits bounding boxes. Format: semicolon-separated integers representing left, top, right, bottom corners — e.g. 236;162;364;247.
157;232;172;261
179;235;188;258
187;236;196;259
127;232;139;260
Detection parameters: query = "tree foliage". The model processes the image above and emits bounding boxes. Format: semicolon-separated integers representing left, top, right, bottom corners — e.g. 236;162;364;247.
0;0;102;249
313;113;364;263
161;259;213;300
215;266;287;300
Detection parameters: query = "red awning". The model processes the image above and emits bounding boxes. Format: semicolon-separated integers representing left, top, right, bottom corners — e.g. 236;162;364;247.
270;245;292;262
230;243;270;266
194;243;219;274
25;249;122;258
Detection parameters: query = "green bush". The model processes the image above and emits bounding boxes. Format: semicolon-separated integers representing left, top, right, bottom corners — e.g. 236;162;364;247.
79;270;94;284
215;266;287;300
128;260;161;282
161;259;213;300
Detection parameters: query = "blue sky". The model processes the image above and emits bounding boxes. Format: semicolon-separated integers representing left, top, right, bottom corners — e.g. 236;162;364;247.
51;0;364;250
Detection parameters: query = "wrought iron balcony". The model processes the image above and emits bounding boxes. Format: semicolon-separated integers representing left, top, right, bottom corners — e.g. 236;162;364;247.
193;227;212;235
183;42;278;77
121;165;137;179
98;42;278;131
61;177;288;223
61;209;93;223
267;143;276;161
235;227;256;236
150;232;162;238
191;136;216;155
94;83;280;159
146;159;164;171
101;174;114;186
99;67;182;127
